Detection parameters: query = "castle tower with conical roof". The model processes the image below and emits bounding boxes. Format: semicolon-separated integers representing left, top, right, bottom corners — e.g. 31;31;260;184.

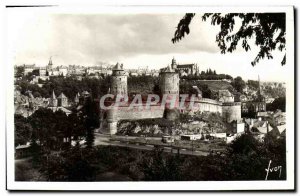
111;63;127;96
159;64;179;96
159;63;180;120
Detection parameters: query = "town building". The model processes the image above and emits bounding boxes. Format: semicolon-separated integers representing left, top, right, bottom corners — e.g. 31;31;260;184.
23;64;35;75
170;57;199;77
48;91;71;115
242;76;266;115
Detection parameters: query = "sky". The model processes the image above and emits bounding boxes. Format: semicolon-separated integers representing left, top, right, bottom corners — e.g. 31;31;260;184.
7;11;289;82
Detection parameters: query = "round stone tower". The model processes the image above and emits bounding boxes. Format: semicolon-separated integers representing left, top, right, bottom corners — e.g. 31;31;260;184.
111;63;127;96
159;65;180;120
159;65;179;96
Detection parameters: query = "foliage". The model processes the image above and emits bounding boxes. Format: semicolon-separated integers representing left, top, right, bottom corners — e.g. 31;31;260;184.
141;147;182;181
128;76;159;96
81;97;100;148
172;13;286;66
179;80;214;99
182;73;233;81
247;80;259;89
266;96;286;112
30;131;286;181
231;76;246;93
224;133;286;180
15;75;111;100
15;75;160;101
39;147;97;181
15;66;24;78
15;108;86;152
263;85;286;98
14;114;32;146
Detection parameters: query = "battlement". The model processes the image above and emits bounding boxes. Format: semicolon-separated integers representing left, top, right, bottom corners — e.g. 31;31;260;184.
194;98;222;105
222;102;241;106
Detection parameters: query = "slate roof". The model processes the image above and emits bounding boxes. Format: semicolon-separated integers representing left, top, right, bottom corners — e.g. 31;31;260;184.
58;93;67;99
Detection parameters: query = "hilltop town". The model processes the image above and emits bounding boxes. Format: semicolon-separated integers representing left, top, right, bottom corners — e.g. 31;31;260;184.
15;57;286;146
14;57;287;181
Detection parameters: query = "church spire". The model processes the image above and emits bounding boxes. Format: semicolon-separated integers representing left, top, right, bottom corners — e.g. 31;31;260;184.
171;57;177;69
48;56;53;66
51;90;56;99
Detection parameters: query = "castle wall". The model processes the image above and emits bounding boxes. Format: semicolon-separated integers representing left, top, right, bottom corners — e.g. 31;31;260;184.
107;105;165;122
183;98;222;114
182;98;241;123
222;102;241;123
106;105;165;135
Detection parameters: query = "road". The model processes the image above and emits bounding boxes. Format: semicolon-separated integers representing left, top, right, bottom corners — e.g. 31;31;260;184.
94;133;209;156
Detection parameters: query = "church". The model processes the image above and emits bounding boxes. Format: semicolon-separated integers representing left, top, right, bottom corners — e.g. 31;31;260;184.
48;91;71;115
241;76;266;117
168;57;199;77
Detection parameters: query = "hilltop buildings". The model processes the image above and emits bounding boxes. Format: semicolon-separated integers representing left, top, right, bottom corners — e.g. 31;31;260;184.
241;76;266;116
170;57;199;77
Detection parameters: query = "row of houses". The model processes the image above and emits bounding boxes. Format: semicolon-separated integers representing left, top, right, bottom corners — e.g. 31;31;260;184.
16;60;161;78
14;87;93;118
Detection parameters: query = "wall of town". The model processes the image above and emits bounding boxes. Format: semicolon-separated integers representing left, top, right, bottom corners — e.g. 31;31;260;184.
184;99;222;114
222;102;242;123
106;105;165;134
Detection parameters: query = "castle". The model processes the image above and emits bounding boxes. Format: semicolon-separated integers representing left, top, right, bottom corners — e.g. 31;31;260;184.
103;62;241;135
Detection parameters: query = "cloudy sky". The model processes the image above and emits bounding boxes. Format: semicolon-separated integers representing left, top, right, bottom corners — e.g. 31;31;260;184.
7;11;289;82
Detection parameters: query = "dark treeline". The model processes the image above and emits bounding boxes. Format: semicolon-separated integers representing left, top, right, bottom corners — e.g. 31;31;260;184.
266;96;286;112
127;76;159;96
15;97;100;150
15;75;162;100
182;72;233;81
31;133;285;181
247;80;259;89
15;75;111;99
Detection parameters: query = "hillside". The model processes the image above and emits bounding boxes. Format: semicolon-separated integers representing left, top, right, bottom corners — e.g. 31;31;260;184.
195;80;233;91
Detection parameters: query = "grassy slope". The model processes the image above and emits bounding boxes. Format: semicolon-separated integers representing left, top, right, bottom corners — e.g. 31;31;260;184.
196;80;232;91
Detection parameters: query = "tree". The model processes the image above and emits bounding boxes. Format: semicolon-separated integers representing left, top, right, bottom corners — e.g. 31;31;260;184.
80;97;100;148
15;66;24;78
14;114;32;146
231;76;246;93
247;80;259;89
266;96;286;112
141;147;182;181
172;13;286;66
28;108;56;150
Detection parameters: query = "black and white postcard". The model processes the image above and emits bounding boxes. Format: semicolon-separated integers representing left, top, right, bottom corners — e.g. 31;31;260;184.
5;5;295;191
